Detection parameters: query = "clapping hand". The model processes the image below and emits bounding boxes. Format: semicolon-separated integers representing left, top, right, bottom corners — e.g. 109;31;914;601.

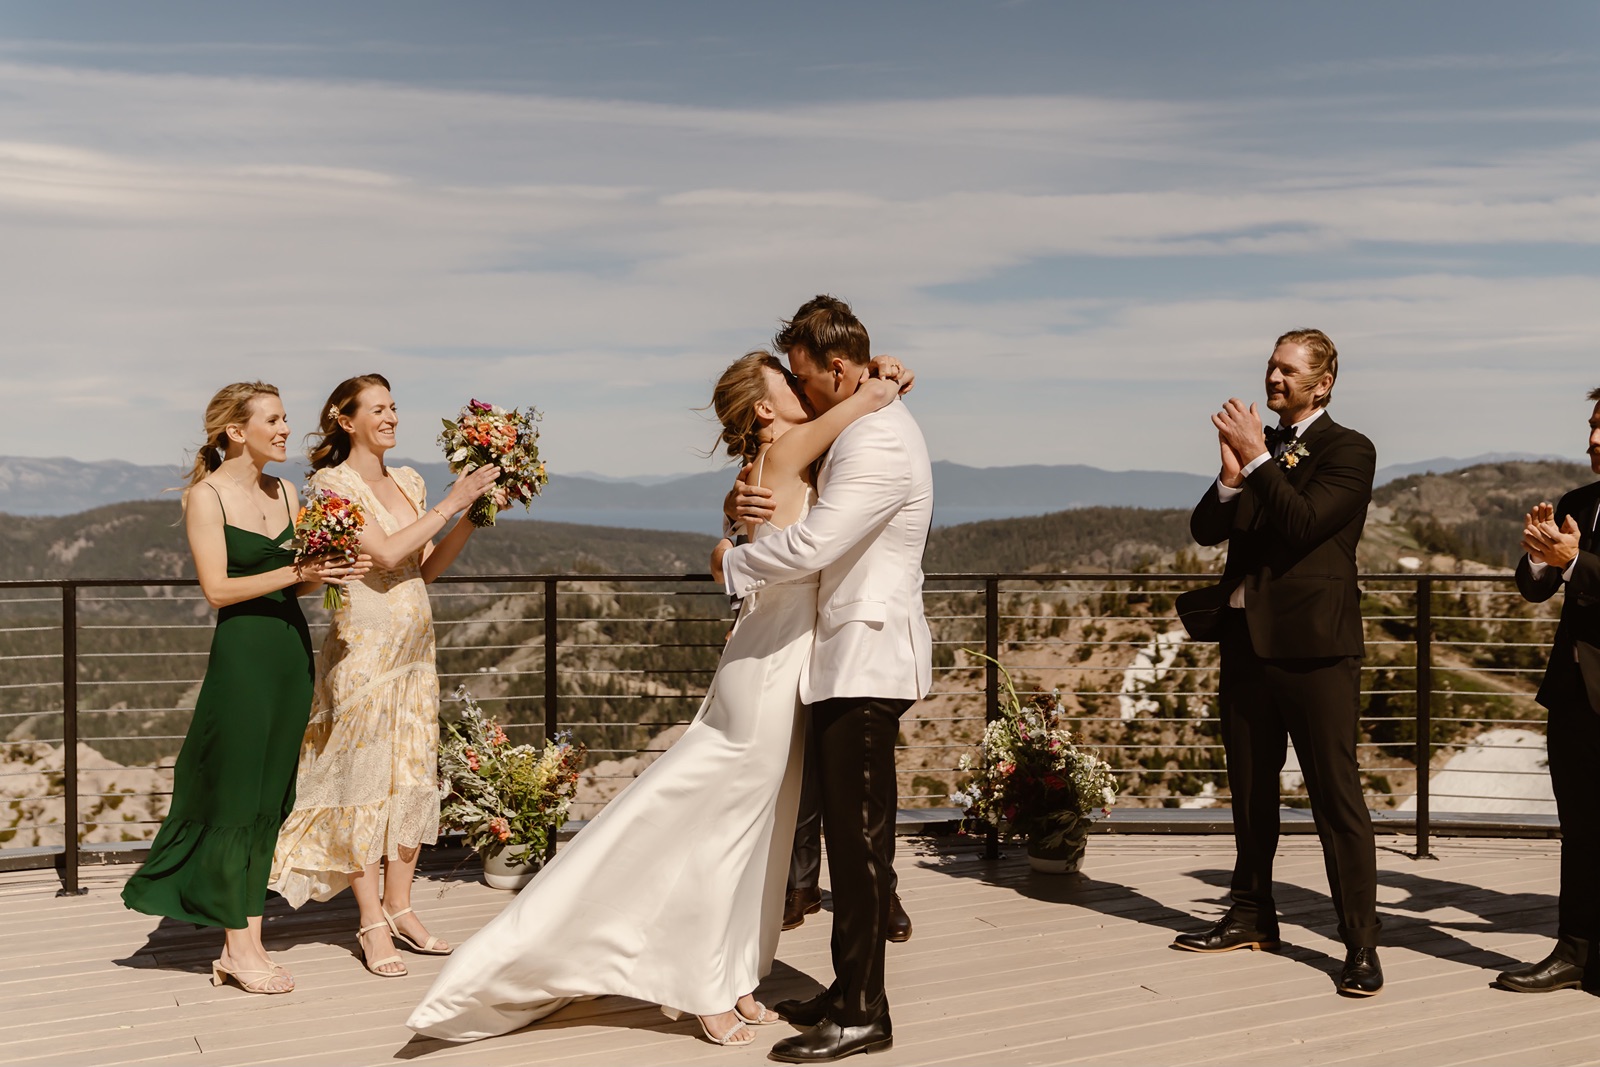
1211;399;1268;479
1523;502;1580;568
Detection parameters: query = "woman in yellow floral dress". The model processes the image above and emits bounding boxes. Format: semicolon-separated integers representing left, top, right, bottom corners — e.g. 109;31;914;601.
271;373;501;977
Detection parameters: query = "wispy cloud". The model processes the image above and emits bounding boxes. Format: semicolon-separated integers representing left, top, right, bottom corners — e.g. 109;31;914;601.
1;51;1597;478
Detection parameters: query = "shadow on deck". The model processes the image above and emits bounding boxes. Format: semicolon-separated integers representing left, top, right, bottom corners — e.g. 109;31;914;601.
1;835;1594;1067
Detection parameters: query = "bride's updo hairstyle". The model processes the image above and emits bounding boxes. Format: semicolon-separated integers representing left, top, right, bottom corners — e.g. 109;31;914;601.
182;381;281;502
307;373;392;471
709;350;785;463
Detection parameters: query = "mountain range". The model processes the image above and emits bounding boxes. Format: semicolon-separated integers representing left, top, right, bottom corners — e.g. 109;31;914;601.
0;451;1568;534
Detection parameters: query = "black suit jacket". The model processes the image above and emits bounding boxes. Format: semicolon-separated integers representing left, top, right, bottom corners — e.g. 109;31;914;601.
1190;413;1375;660
1517;480;1600;714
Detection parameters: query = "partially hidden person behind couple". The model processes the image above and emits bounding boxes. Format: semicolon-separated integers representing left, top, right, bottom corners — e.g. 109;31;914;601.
407;295;934;1063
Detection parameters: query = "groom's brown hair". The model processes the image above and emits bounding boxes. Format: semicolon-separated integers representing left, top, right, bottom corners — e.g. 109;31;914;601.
775;295;870;367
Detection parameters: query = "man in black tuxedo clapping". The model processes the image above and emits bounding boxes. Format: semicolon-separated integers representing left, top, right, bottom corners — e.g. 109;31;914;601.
1174;329;1383;997
1498;389;1600;993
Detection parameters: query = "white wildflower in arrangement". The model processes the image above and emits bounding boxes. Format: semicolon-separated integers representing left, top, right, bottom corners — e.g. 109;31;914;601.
954;656;1118;849
438;687;583;859
438;399;550;527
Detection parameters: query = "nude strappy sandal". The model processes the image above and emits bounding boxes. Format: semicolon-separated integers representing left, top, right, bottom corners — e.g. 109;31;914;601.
735;999;781;1025
660;1006;755;1046
355;921;407;977
211;959;294;994
383;906;452;955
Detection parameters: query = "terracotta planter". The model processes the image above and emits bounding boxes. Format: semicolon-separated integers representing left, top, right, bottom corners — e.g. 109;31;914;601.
482;844;542;890
1026;827;1088;874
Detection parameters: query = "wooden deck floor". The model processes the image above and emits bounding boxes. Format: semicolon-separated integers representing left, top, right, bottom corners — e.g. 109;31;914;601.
2;835;1595;1066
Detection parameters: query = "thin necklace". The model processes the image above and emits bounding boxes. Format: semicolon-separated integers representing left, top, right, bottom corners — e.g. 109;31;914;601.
222;467;269;525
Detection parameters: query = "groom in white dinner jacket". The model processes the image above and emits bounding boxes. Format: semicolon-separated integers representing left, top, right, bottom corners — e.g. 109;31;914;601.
715;295;932;1063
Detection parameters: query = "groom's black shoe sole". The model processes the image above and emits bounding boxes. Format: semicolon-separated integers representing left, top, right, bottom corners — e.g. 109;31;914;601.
768;1019;893;1063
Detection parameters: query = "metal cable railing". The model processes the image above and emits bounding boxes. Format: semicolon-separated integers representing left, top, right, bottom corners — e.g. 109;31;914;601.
0;570;1561;893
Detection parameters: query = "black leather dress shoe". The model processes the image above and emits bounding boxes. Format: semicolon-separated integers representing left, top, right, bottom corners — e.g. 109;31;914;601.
773;992;831;1027
1338;947;1383;996
886;893;912;943
1171;914;1281;953
1497;936;1590;993
769;1017;892;1063
783;887;823;931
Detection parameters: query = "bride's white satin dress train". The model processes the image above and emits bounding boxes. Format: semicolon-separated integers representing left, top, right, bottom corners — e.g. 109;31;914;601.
406;562;814;1041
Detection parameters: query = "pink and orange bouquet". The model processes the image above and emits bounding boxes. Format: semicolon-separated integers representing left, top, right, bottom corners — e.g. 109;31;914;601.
438;399;549;527
292;487;367;610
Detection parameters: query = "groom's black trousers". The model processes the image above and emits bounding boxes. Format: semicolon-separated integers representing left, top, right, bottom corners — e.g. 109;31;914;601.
787;717;898;902
1219;611;1380;948
810;694;912;1026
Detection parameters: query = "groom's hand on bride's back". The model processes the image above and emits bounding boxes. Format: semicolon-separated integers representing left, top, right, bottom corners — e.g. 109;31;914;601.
731;462;776;528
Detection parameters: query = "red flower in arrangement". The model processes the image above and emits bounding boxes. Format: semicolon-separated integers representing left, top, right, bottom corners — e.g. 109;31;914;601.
469;398;493;413
488;817;511;842
491;724;509;747
464;746;480;772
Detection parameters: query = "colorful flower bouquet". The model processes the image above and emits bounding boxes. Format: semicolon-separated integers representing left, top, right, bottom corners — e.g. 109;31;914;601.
438;399;549;527
438;688;583;863
953;657;1118;859
292;487;366;610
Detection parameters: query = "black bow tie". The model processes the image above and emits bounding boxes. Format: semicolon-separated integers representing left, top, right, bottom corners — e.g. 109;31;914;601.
1265;424;1298;458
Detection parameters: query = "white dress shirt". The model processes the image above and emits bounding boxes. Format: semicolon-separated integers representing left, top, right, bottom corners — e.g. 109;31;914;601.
1216;407;1325;609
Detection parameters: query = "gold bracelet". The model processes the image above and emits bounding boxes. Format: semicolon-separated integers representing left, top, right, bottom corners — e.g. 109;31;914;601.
431;507;449;522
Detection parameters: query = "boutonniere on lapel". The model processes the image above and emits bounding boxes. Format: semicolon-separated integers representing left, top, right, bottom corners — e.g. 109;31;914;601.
1278;440;1310;470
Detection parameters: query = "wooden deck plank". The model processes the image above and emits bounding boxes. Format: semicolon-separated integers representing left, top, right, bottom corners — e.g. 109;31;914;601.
0;835;1580;1066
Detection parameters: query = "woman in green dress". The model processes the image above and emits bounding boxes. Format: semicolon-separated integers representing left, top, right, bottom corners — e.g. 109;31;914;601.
122;382;369;995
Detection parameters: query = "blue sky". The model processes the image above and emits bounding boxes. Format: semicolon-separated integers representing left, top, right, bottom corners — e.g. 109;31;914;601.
2;2;1598;477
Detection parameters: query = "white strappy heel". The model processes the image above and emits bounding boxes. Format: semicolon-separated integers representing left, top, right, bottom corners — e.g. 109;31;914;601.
661;1006;756;1046
383;906;452;955
355;921;407;977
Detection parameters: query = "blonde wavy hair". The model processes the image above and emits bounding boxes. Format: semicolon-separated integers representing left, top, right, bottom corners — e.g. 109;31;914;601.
1276;328;1339;407
181;382;281;504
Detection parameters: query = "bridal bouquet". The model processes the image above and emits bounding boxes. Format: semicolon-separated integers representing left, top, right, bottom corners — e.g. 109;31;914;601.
439;688;583;860
292;488;367;610
952;657;1118;851
438;399;549;527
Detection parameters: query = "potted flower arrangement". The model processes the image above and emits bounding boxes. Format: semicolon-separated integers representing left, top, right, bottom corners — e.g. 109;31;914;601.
953;661;1118;874
438;688;584;890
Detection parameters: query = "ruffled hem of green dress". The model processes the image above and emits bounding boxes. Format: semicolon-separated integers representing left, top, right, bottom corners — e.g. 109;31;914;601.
121;811;286;929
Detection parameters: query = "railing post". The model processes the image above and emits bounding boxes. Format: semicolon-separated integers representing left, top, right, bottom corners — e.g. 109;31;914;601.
57;583;85;896
1413;575;1434;860
983;577;1000;862
544;578;559;862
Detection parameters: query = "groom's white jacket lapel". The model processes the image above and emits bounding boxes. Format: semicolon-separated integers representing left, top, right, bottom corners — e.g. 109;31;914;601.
722;398;934;705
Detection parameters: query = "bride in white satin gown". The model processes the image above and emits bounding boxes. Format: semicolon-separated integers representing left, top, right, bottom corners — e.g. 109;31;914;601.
407;352;904;1047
